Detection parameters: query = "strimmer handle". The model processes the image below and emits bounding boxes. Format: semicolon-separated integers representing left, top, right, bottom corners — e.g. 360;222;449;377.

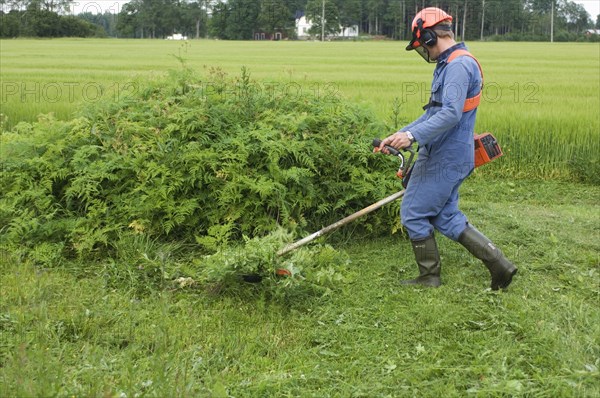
372;138;416;181
372;138;415;156
372;138;401;156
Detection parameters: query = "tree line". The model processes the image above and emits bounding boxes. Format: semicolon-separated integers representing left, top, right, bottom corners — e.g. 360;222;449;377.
0;0;104;37
1;0;599;41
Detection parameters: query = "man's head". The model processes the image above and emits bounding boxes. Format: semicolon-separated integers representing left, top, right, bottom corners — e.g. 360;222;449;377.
406;7;456;63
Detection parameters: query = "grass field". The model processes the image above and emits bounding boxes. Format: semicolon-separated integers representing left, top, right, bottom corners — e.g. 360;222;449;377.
1;39;599;396
1;39;599;180
2;179;599;397
2;39;599;127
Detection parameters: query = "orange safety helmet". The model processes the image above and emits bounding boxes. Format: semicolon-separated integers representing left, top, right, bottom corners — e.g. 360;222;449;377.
406;7;453;62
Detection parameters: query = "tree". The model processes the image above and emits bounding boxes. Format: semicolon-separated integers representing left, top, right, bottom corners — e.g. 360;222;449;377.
334;0;361;36
77;11;118;37
2;0;596;41
224;0;261;39
558;0;591;33
117;0;142;38
383;0;405;40
27;0;72;13
257;0;294;37
0;10;22;37
208;1;229;38
0;6;100;37
208;0;261;40
306;0;340;39
180;1;209;39
283;0;307;15
116;0;183;39
484;0;525;36
366;0;384;35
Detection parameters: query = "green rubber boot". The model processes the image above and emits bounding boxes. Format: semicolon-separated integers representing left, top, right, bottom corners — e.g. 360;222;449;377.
458;225;518;290
401;234;441;288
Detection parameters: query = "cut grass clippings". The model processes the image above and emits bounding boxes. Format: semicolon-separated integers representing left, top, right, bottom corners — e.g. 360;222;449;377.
1;178;598;397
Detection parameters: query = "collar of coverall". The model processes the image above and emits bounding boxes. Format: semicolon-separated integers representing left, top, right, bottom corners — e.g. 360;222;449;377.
436;42;468;64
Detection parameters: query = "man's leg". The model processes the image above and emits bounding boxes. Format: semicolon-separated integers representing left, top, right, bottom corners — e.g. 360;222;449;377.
458;224;518;290
400;158;452;287
401;233;442;287
429;177;518;290
430;176;467;241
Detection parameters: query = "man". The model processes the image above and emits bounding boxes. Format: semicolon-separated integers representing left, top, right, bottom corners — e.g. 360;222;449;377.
379;7;517;290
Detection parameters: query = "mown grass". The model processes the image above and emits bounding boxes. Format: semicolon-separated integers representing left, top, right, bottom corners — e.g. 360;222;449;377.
1;40;599;180
1;179;598;397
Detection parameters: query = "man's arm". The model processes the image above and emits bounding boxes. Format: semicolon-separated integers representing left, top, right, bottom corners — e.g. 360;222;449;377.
400;112;428;133
408;60;474;146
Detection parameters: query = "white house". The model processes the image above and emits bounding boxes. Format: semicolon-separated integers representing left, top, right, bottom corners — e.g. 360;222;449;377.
166;33;188;40
295;15;359;39
341;25;359;37
296;16;312;39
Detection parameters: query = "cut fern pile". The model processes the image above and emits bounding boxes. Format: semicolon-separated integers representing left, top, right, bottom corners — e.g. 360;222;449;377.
1;68;401;285
196;227;350;293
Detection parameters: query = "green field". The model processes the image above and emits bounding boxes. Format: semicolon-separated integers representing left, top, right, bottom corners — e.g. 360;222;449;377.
2;180;599;397
1;39;599;397
1;39;599;180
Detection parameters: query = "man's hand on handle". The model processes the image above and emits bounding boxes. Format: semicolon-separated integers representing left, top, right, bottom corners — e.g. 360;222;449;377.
379;131;414;154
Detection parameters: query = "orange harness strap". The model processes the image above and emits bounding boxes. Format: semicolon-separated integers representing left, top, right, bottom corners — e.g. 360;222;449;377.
447;49;484;112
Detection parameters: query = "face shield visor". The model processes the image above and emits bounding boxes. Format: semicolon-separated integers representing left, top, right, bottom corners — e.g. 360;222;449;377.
405;30;437;64
406;40;436;63
405;23;452;64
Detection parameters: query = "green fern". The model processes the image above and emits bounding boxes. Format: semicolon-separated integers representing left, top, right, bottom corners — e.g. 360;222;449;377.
1;68;402;267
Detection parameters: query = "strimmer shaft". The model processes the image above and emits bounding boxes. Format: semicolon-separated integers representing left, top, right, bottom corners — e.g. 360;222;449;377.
276;189;405;257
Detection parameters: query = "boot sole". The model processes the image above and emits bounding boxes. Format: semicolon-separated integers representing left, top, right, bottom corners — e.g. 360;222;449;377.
492;268;518;291
401;278;441;288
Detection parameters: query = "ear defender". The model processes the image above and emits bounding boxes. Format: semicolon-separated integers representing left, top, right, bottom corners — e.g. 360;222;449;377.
417;18;438;47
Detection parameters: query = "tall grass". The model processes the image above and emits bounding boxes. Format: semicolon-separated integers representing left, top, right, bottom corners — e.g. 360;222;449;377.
1;39;598;181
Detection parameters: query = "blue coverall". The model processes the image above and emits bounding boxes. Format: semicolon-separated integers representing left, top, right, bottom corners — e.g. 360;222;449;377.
400;43;482;241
